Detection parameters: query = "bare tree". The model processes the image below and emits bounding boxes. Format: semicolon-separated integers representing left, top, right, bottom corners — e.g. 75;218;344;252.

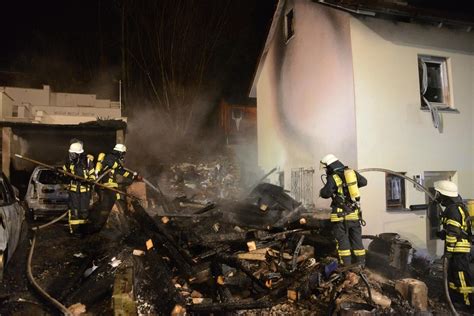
123;0;231;140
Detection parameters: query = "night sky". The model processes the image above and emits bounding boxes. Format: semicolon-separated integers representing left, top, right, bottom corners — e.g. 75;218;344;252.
1;0;471;119
0;0;277;110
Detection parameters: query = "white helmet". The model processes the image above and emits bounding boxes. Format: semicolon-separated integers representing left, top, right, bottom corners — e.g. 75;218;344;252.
434;180;458;198
320;154;338;170
69;142;84;154
113;144;127;152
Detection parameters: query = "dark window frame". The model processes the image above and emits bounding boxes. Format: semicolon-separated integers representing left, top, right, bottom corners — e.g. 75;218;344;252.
386;173;407;211
418;55;452;110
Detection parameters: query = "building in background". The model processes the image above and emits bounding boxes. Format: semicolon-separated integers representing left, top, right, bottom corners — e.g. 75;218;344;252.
219;99;259;188
250;0;474;257
0;85;125;124
0;85;126;193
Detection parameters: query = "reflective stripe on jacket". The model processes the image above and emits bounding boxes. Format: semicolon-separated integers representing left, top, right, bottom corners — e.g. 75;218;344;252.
442;205;471;253
96;153;133;188
63;157;95;192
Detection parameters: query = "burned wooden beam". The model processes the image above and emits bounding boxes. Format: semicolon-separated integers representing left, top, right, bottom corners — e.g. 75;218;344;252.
134;248;186;314
215;253;268;291
192;244;231;263
186;299;273;313
210;262;233;303
131;201;194;277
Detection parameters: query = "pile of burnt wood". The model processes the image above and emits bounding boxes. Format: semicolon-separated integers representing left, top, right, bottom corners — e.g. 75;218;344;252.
129;182;421;315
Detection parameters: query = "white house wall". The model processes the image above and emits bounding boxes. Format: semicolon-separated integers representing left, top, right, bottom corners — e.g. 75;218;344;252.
0;93;14;118
256;0;358;205
350;17;474;256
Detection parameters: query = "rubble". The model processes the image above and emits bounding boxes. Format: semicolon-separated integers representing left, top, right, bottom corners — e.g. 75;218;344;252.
120;176;437;315
164;153;242;201
67;303;86;316
395;278;428;311
0;158;458;315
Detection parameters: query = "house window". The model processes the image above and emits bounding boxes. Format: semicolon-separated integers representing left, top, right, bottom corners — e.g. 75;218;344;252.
386;173;406;210
285;9;295;42
12;105;18;117
418;55;452;109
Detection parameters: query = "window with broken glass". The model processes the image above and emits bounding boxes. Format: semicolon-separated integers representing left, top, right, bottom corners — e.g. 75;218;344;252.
386;173;406;211
418;55;453;111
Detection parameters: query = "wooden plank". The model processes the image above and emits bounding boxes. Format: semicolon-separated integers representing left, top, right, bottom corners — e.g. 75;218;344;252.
112;265;137;316
237;247;270;261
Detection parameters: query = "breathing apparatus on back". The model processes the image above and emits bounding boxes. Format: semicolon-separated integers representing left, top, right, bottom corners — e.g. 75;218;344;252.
320;154;365;225
320;154;360;202
343;168;360;203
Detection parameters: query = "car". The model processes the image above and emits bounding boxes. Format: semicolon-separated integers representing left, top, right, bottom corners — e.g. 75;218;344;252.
0;172;25;280
25;166;69;220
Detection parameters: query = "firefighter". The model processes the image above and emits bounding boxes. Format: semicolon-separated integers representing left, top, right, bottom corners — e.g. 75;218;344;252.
92;143;136;230
435;180;474;309
63;141;95;236
319;154;367;266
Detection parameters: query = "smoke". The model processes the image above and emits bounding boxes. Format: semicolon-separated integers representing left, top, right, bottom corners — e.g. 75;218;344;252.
124;92;224;176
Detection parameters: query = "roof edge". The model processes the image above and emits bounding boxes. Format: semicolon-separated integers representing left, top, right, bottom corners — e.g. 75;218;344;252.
248;0;285;98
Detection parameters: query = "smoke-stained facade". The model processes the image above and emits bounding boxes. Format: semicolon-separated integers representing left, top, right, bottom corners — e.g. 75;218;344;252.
253;0;358;212
252;0;474;257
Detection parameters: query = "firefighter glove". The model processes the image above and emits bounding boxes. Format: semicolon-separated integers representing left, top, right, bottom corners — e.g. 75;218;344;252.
436;230;446;240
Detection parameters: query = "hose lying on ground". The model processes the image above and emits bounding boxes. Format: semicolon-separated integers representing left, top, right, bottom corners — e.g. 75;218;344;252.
27;231;72;315
31;211;68;231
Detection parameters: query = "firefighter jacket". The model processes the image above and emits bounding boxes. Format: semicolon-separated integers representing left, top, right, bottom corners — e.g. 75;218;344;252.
95;152;133;188
62;155;96;193
320;161;367;222
441;196;471;254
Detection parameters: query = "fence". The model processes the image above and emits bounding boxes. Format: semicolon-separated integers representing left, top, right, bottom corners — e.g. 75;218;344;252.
290;167;315;207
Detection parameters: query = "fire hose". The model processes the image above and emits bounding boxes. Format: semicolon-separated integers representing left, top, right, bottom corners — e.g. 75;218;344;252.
357;168;458;316
27;232;72;315
14;155;141;315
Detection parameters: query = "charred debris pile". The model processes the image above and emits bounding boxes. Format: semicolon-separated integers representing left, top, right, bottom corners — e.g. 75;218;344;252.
120;159;445;315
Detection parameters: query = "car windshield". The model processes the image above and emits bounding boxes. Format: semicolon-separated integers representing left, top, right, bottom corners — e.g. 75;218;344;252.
38;170;65;185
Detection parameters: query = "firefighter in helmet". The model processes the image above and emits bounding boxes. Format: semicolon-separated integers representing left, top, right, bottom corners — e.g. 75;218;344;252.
93;144;137;230
319;154;367;266
63;141;95;235
435;180;474;309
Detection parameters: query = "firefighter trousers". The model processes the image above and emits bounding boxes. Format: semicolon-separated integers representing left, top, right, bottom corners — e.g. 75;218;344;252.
89;188;127;232
448;253;474;307
332;220;366;265
68;190;91;234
